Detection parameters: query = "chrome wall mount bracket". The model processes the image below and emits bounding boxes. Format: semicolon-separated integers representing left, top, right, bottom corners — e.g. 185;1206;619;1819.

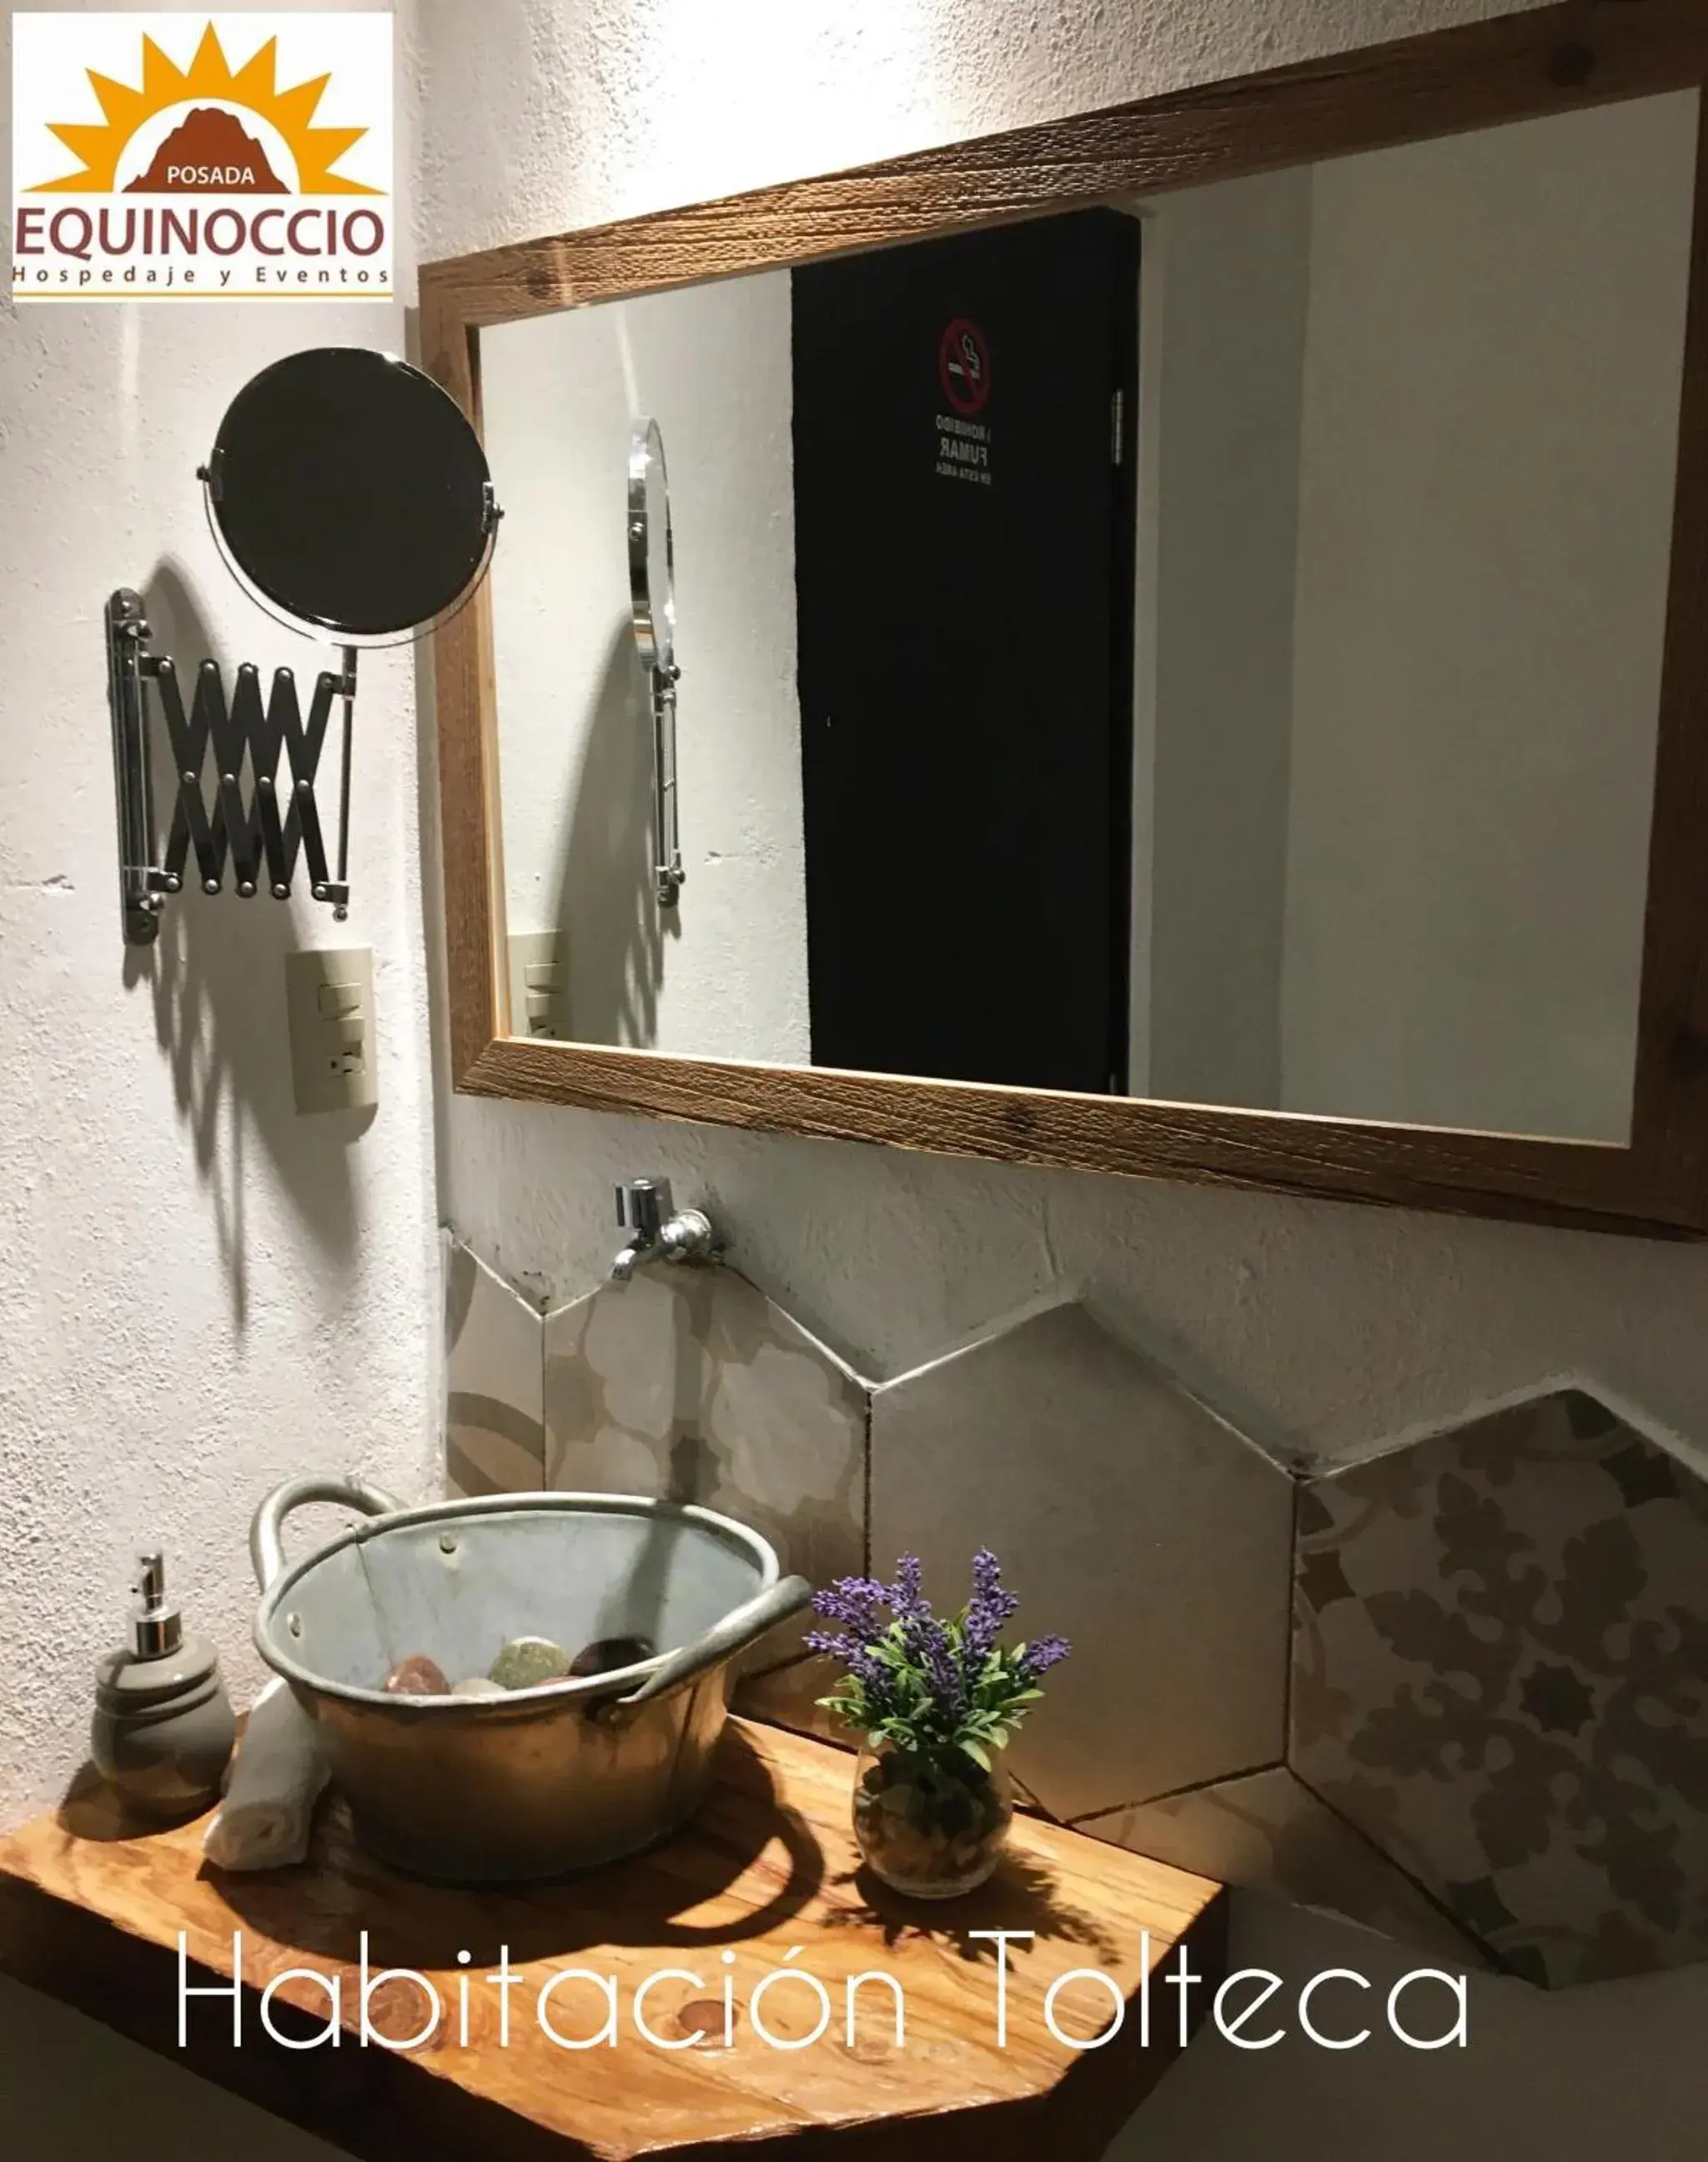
648;659;684;911
106;589;172;946
104;586;356;948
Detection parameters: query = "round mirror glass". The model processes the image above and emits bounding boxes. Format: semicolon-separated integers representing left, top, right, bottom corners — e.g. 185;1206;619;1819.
628;418;676;672
206;347;495;641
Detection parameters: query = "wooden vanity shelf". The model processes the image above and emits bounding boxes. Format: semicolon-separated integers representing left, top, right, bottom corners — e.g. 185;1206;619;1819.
0;1718;1223;2161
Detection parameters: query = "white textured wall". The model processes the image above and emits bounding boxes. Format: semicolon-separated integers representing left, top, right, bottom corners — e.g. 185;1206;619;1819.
1281;94;1693;1141
482;269;808;1063
1134;167;1311;1109
0;2;434;2146
1136;93;1690;1139
419;3;1708;2157
0;4;440;1832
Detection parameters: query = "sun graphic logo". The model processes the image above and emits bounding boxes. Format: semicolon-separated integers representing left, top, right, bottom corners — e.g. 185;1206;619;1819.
12;13;393;301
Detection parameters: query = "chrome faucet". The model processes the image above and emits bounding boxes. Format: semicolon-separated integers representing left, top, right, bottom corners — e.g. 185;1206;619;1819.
610;1177;719;1283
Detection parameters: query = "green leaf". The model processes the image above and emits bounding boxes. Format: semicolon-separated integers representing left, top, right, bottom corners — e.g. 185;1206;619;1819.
960;1737;992;1772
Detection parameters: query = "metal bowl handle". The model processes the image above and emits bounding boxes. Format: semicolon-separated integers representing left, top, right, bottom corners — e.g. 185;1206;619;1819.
250;1473;406;1591
610;1575;814;1715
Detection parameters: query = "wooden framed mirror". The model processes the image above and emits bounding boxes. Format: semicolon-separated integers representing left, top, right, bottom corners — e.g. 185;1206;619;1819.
421;0;1708;1240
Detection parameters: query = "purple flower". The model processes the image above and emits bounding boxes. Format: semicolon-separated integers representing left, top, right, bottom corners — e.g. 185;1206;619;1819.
810;1549;1065;1752
887;1554;944;1683
918;1614;967;1722
804;1627;889;1695
962;1547;1020;1666
891;1554;932;1621
1021;1634;1072;1678
810;1574;890;1645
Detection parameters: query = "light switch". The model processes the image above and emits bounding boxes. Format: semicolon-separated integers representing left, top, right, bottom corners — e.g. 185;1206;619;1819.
506;930;568;1039
286;947;377;1114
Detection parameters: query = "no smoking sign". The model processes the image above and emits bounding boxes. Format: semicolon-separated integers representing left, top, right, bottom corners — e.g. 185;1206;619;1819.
938;317;992;415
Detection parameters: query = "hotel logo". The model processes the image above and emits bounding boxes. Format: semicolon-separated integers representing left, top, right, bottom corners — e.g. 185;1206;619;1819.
11;13;393;301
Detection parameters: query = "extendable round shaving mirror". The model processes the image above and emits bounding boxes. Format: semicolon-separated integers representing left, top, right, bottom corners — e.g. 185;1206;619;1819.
203;348;497;642
629;417;683;908
104;346;501;945
629;417;676;673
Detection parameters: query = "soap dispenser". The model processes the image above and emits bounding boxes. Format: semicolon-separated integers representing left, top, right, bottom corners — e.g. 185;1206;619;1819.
92;1551;236;1820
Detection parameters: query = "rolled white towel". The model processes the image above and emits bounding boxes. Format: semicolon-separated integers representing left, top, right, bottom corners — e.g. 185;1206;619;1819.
203;1680;328;1870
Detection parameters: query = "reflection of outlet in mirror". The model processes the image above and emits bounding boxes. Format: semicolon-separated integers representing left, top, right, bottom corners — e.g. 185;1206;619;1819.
506;930;565;1040
285;948;377;1115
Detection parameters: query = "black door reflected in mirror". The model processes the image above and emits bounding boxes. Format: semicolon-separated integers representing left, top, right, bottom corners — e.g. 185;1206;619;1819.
203;346;495;640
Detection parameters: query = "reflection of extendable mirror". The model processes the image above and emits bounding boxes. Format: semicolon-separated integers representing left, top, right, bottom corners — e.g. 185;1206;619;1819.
105;347;501;945
629;417;682;910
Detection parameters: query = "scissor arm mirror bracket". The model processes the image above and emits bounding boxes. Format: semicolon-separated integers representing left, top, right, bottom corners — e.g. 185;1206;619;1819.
103;586;356;947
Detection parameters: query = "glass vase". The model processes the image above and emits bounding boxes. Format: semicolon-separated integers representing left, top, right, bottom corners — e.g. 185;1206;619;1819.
852;1739;1014;1899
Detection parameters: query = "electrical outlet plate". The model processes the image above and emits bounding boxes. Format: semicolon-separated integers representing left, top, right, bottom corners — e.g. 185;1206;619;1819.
286;947;377;1114
506;930;566;1040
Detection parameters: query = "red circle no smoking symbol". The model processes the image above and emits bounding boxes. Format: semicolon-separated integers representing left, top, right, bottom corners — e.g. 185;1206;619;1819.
938;317;992;416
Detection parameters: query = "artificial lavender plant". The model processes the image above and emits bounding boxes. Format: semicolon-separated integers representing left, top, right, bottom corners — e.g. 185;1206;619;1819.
807;1550;1070;1770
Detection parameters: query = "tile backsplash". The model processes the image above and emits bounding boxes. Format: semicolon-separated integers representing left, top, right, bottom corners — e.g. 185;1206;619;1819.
1291;1390;1708;1988
542;1267;867;1662
868;1300;1294;1822
440;1234;1708;1991
443;1239;546;1497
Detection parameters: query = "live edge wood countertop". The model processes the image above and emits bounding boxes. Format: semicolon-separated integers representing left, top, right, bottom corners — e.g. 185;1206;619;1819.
0;1718;1226;2162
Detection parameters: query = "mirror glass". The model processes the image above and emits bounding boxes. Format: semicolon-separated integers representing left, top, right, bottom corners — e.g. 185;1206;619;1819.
484;90;1698;1144
209;347;495;638
628;418;676;673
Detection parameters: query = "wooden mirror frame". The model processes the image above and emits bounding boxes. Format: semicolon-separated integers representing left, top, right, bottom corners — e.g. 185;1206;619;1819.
422;0;1708;1240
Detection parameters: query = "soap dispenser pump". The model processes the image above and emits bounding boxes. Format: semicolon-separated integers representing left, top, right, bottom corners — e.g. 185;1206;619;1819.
91;1551;236;1820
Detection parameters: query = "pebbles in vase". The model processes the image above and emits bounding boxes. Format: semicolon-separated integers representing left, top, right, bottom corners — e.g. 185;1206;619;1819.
854;1745;1014;1898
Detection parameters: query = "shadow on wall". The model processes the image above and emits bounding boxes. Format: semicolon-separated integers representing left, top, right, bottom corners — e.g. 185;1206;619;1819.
118;560;368;1334
549;618;672;1048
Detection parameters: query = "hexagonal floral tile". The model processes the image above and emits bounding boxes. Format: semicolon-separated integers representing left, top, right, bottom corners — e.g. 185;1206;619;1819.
868;1300;1295;1823
542;1268;868;1658
444;1239;545;1498
1291;1388;1708;1987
